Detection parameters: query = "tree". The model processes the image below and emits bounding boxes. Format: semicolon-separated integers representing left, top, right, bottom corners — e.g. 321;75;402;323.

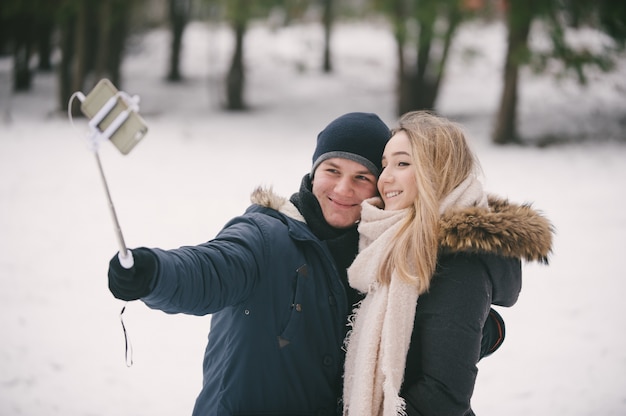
207;0;289;110
596;0;626;45
492;0;625;145
321;0;334;72
57;1;79;113
93;0;130;86
376;0;465;115
492;0;534;145
1;0;58;91
58;0;131;114
167;0;191;81
10;9;37;91
224;0;248;110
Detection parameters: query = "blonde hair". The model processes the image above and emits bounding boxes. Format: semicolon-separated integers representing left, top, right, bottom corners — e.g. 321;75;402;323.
378;111;479;293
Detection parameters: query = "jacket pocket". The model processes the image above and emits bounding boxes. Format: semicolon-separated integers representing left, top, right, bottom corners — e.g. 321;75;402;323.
278;264;309;347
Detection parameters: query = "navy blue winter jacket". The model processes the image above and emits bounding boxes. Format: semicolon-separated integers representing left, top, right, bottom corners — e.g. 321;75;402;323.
142;191;348;415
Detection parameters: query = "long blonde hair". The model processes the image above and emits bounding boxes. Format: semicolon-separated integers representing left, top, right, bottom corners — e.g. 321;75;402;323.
378;111;479;293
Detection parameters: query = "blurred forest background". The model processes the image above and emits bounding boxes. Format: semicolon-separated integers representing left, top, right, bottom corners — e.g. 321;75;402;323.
1;0;625;145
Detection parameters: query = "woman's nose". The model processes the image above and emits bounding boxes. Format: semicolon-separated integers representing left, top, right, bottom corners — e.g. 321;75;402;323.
379;168;393;183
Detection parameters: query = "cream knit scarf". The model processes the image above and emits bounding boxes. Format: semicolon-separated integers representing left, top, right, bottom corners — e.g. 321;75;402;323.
343;175;488;416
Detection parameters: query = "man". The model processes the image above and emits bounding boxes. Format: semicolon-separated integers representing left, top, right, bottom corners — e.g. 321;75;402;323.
108;112;392;415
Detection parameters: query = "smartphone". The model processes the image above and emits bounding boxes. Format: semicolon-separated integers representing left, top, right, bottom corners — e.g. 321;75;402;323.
80;78;148;155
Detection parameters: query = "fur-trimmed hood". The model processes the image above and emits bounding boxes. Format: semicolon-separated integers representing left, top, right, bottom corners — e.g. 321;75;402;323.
251;187;554;264
440;195;554;264
250;186;304;222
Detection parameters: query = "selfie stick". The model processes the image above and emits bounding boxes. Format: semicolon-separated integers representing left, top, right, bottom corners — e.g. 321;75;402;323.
69;89;141;269
94;149;134;269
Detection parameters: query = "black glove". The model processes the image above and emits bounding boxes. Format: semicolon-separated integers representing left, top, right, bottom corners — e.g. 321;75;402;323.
479;308;506;360
108;248;158;301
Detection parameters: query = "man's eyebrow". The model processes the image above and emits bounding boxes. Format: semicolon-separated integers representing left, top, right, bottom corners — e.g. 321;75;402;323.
324;160;373;176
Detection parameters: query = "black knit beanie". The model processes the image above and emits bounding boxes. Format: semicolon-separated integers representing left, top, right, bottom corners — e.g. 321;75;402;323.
311;112;391;178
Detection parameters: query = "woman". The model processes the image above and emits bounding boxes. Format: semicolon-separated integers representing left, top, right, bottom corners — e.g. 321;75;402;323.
342;111;553;416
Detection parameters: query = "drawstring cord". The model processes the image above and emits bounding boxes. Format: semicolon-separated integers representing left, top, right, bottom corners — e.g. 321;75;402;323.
120;303;134;367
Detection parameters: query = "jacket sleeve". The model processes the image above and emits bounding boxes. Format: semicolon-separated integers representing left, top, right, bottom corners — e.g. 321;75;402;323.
401;252;503;416
141;213;270;316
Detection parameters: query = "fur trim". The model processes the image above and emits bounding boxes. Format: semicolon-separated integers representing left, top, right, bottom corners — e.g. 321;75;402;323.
250;186;286;210
439;195;554;263
250;186;305;222
251;188;554;263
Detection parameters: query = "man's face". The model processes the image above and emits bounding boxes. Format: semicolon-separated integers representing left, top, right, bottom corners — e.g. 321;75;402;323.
311;158;378;228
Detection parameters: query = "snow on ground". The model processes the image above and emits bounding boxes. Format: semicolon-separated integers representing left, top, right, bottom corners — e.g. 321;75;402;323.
1;20;625;415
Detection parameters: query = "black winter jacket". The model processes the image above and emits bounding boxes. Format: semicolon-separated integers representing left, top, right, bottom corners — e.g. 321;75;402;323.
400;197;553;415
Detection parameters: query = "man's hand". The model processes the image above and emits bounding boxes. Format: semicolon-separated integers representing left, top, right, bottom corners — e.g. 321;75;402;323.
108;248;157;301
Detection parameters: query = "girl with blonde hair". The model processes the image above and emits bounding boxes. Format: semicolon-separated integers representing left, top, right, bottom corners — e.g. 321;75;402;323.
343;111;553;416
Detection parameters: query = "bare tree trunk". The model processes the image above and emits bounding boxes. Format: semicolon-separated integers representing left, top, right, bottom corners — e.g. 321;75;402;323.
58;11;76;112
492;0;533;144
403;0;461;113
62;2;89;117
12;12;35;91
396;37;409;116
322;0;333;73
409;2;436;111
167;0;190;81
107;0;128;87
226;20;246;110
94;0;113;82
393;0;411;115
36;17;54;71
429;8;461;105
71;1;88;98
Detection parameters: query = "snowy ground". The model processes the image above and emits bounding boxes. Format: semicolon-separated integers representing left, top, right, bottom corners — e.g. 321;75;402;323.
1;20;625;415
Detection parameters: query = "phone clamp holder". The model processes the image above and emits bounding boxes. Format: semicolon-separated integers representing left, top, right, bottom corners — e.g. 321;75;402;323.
84;91;141;153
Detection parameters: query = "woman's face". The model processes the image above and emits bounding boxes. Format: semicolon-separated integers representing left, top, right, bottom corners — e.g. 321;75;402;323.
378;131;418;210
